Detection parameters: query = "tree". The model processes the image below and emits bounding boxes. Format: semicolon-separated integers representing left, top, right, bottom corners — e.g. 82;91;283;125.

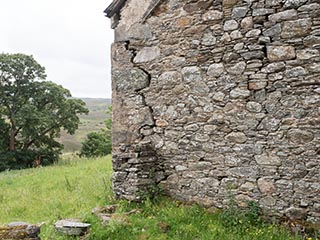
0;53;88;170
80;106;112;158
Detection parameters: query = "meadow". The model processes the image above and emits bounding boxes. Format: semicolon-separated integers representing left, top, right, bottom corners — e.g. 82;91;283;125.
0;155;307;240
58;98;111;153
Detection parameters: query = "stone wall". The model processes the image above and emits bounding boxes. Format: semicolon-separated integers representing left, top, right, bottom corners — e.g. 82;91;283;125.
108;0;320;222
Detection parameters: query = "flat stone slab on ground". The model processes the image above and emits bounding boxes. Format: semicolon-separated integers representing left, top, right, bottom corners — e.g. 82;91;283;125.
54;219;90;236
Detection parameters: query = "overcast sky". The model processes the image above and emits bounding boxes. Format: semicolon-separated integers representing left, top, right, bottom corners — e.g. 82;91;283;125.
0;0;114;98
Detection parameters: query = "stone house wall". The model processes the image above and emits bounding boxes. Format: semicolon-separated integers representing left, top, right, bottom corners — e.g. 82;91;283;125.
106;0;320;222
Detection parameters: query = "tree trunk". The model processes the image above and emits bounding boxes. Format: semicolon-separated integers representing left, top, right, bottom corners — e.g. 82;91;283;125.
9;128;16;151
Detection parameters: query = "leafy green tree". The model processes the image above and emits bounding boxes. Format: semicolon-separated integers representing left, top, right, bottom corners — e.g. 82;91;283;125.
80;106;112;158
0;53;88;170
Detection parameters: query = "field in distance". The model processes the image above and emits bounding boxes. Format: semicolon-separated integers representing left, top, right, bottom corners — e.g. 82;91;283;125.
58;98;111;153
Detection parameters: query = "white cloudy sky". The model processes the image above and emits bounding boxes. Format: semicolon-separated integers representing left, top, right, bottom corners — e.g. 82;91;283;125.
0;0;114;98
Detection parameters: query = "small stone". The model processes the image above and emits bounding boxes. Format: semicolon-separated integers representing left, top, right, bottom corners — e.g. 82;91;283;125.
248;81;267;90
195;133;210;142
232;7;248;18
284;0;308;9
227;61;246;75
207;63;225;77
182;66;202;81
268;9;297;22
252;8;274;16
241;16;253;29
230;88;250;98
156;119;169;127
263;24;281;37
285;67;306;78
223;0;238;7
298;3;320;12
223;52;240;63
234;42;244;50
158;71;182;88
281;18;312;39
176;17;192;27
202;32;217;46
308;63;320;73
245;29;261;38
296;49;319;60
267;46;296;62
246;101;262;112
212;92;225;102
225;132;247;143
223;20;239;31
261;62;285;73
303;35;320;48
260;196;276;206
204;125;217;133
133;46;160;63
255;154;281;166
184;123;200;131
257;178;276;194
202;10;224;21
285;207;307;220
287;129;314;144
230;30;243;39
266;0;282;7
175;165;187;171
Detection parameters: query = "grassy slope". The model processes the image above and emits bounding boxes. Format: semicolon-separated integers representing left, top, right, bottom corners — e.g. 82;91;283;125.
0;156;303;240
58;98;111;153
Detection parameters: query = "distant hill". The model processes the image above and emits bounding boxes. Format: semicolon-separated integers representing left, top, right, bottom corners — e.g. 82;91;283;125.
58;98;111;153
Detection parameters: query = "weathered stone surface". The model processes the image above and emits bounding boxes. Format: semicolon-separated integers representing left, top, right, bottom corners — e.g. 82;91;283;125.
158;71;182;88
246;101;262;112
207;63;225;77
257;178;276;194
223;20;239;31
261;62;285;73
252;8;274;16
227;61;246;75
255;154;281;166
114;68;149;91
108;0;320;223
281;18;312;39
55;219;90;236
232;7;248;18
296;49;319;60
133;46;160;63
0;222;41;240
202;32;217;46
268;9;297;22
284;0;308;9
285;66;306;78
287;129;314;143
182;66;202;81
245;29;261;38
230;88;250;98
248;81;267;90
263;24;281;37
241;16;253;29
267;46;296;61
202;10;224;21
225;132;247;143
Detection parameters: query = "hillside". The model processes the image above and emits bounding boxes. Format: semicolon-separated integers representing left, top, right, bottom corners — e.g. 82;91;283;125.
58;98;111;153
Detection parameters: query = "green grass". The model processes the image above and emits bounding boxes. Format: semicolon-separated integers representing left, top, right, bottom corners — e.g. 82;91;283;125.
0;156;305;240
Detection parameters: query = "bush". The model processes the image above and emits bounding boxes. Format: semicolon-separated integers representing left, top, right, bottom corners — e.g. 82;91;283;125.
79;132;111;158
